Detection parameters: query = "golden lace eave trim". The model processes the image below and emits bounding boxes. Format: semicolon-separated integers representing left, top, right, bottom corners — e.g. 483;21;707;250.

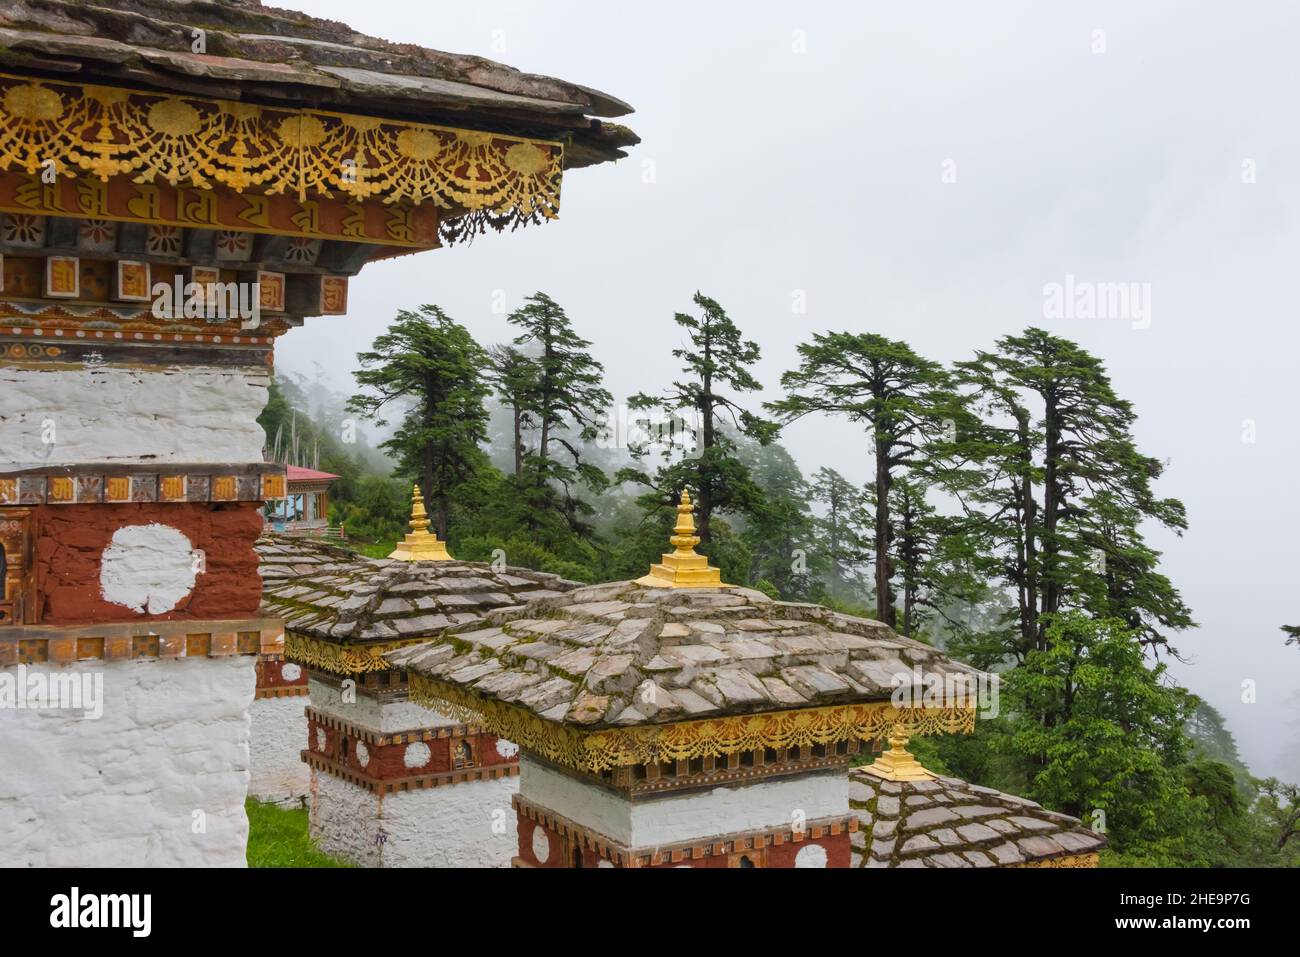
0;71;564;225
284;631;426;676
406;671;978;773
1010;853;1099;868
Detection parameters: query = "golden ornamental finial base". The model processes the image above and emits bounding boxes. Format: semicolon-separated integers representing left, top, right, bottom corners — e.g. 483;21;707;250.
634;566;726;589
388;533;453;562
389;483;454;562
861;732;936;782
635;489;730;589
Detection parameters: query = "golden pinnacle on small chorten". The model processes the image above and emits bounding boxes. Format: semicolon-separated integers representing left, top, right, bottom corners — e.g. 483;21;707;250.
634;489;729;589
861;726;936;782
387;484;453;562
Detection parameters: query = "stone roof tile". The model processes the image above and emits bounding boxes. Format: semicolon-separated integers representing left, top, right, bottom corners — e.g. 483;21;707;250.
388;580;986;730
257;534;581;647
850;767;1107;868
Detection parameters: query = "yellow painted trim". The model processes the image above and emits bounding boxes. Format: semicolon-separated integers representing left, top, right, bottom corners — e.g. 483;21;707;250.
0;72;563;218
1011;853;1100;868
283;631;427;676
406;670;977;773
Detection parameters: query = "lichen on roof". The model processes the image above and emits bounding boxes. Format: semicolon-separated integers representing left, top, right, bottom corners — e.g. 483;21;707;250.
849;768;1107;868
385;578;985;730
256;534;580;645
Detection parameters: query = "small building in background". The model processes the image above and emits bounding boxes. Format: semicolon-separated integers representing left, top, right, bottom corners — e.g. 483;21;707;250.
389;492;979;867
265;466;343;540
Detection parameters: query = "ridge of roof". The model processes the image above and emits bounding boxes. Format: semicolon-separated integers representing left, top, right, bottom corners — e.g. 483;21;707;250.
0;0;638;168
387;578;986;730
256;534;581;645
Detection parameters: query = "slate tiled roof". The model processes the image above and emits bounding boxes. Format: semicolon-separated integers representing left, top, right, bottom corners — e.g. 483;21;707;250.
848;768;1107;867
284;465;341;483
0;0;637;168
386;580;984;729
256;535;580;645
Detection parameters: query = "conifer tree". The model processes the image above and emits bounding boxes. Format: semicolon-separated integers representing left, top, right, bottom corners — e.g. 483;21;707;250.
506;292;613;530
622;292;778;546
347;305;490;539
737;439;818;599
887;476;941;638
486;342;538;478
952;328;1193;659
808;467;872;602
769;333;964;626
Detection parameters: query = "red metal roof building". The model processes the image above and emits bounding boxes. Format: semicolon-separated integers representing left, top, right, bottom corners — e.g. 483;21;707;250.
267;465;342;538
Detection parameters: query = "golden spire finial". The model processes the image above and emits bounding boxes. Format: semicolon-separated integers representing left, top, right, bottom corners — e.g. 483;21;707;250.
861;725;936;782
668;489;700;555
634;489;729;589
388;484;453;562
409;484;431;532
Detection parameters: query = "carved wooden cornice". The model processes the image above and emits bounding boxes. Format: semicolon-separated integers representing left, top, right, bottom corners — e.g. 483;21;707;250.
0;72;565;241
284;631;427;678
301;750;518;795
0;464;284;504
0;616;283;666
408;670;977;774
513;793;857;868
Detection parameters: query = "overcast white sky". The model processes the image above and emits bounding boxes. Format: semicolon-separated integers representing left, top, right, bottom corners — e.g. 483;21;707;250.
279;0;1300;779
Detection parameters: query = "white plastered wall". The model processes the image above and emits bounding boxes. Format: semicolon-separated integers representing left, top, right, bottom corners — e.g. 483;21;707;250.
305;684;518;867
248;694;310;807
307;676;461;734
519;757;848;848
0;364;269;466
309;768;519;868
0;656;255;867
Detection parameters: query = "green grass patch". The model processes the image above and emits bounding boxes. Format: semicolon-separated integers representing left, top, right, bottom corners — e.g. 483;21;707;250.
354;541;398;559
245;798;354;868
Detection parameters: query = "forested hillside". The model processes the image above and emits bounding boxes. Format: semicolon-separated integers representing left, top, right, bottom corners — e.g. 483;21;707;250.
262;292;1300;868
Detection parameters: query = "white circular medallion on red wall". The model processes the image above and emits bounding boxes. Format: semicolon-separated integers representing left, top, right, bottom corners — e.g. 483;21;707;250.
795;843;828;868
99;523;199;614
531;826;551;864
404;741;432;768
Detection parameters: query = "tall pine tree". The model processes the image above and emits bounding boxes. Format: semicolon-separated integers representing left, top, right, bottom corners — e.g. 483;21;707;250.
808;467;872;603
952;328;1193;660
622;292;777;546
346;306;490;539
506;292;612;531
769;333;964;626
737;438;819;599
485;342;538;478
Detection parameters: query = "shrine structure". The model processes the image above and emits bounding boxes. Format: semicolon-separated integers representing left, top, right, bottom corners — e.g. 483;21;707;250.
847;743;1106;868
0;0;635;866
388;493;981;867
258;491;581;866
